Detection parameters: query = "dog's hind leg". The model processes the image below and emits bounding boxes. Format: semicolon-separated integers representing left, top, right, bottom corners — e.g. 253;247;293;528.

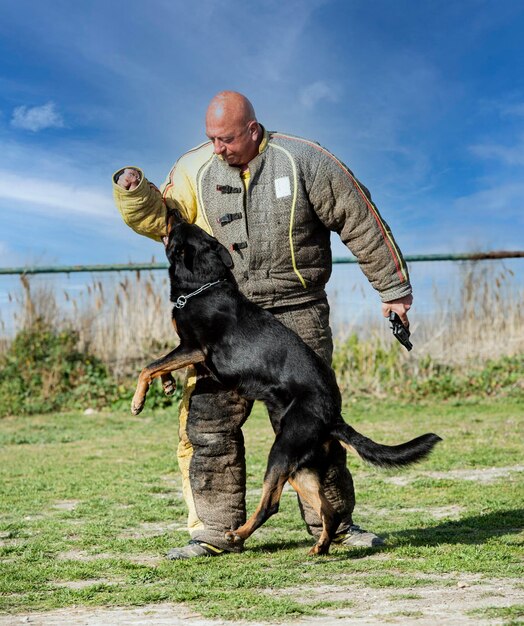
132;345;205;415
225;437;292;546
225;465;289;546
288;470;340;556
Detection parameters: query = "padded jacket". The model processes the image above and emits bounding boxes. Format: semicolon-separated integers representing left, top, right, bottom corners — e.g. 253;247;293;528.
113;129;411;308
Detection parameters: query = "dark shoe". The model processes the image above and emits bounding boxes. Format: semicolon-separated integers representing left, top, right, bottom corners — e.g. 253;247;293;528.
166;540;225;560
333;524;385;548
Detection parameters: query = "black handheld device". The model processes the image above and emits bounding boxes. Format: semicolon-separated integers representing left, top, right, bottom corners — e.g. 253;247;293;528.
389;312;413;351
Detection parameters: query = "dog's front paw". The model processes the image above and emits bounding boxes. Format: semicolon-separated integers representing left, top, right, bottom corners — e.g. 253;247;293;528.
225;531;243;545
161;374;177;396
131;393;145;415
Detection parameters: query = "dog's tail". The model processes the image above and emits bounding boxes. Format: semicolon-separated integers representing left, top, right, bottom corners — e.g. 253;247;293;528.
331;423;442;468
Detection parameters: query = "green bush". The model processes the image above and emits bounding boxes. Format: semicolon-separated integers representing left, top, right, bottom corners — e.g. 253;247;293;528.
414;354;524;399
0;319;117;416
1;319;520;417
0;320;184;417
332;333;405;396
333;334;524;400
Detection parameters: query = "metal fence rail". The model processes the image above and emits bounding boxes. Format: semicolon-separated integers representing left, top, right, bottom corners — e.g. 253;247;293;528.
0;251;522;276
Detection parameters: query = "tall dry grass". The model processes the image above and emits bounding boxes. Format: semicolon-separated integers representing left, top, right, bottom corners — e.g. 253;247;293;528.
1;261;522;380
333;262;524;364
3;272;174;378
414;263;523;362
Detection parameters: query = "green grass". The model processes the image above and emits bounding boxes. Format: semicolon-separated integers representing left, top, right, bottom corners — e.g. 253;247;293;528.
468;604;524;621
0;398;523;620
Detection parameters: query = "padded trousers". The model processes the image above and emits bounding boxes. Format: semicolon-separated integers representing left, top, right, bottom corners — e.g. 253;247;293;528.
176;298;355;551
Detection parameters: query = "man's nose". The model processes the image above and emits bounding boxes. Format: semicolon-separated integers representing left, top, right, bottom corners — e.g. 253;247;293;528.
213;139;225;154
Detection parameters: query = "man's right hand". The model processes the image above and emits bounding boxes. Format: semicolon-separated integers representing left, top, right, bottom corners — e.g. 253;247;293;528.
381;294;413;328
116;168;141;190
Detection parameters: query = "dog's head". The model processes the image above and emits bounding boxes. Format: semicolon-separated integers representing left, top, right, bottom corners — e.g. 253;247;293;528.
165;221;234;282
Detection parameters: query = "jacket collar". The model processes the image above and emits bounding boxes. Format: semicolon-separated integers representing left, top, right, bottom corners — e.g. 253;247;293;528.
258;126;270;154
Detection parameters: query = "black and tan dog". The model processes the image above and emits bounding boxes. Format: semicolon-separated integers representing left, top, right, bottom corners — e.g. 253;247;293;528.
132;217;441;556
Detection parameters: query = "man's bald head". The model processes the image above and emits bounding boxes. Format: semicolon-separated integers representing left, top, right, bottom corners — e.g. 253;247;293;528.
205;91;262;168
206;91;257;127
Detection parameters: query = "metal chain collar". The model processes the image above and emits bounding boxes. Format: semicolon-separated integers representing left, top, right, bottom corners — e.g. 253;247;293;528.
173;280;225;309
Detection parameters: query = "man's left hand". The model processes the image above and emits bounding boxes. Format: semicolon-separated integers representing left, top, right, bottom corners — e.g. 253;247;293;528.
382;294;413;328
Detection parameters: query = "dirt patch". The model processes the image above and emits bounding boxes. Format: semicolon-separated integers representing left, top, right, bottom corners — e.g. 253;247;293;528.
50;500;81;512
159;474;181;488
150;492;177;500
2;575;521;625
124;554;163;566
288;575;523;624
118;521;180;539
359;505;465;520
385;465;524;486
57;550;115;562
52;579;115;590
56;550;161;565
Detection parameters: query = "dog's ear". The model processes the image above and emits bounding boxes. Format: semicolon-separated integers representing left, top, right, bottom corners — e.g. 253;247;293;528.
165;238;178;265
165;221;190;264
215;242;234;268
165;206;184;236
183;243;195;272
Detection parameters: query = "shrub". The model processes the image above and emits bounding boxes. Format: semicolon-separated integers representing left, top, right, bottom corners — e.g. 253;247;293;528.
0;319;184;417
332;333;404;397
0;319;118;416
333;334;524;400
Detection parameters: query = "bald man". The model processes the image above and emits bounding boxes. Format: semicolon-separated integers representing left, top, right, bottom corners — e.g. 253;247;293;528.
113;91;412;559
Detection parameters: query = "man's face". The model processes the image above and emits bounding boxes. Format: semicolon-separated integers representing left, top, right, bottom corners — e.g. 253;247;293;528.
205;118;260;167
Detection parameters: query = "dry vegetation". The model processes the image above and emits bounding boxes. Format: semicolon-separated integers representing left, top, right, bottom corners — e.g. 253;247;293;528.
0;260;522;399
411;262;523;363
2;272;175;379
331;262;524;363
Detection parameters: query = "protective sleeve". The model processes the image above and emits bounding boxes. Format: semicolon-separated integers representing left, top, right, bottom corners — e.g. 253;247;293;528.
307;151;412;302
112;162;198;242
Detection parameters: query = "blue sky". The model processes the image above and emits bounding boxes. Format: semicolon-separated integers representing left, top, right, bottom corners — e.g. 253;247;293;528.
1;0;523;271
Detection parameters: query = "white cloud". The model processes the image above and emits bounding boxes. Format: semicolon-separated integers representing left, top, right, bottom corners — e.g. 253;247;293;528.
11;102;64;132
299;81;340;110
0;170;114;219
469;136;524;166
500;102;524;117
454;182;524;219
